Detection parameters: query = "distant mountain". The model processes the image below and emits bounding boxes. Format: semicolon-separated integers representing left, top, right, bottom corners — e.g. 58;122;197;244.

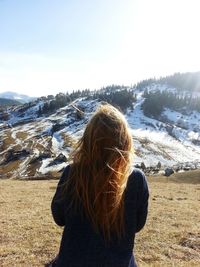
0;98;21;107
0;91;36;103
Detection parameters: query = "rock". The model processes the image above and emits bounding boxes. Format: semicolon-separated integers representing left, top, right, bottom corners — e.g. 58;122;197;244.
164;167;174;176
47;153;67;167
29;153;51;164
134;164;141;169
192;139;200;146
157;161;162;169
152;168;160;174
3;149;30;164
141;162;146;171
51;123;66;134
183;166;191;171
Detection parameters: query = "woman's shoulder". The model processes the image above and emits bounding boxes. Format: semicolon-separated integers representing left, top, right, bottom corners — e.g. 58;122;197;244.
129;167;146;182
125;168;149;207
131;167;145;176
126;168;148;192
63;164;71;175
59;164;71;183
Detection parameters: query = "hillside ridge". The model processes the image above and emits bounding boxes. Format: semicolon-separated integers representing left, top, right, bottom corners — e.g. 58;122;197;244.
1;76;200;178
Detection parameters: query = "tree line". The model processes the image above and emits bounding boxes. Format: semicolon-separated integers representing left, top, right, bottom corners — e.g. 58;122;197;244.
38;86;136;116
142;90;200;117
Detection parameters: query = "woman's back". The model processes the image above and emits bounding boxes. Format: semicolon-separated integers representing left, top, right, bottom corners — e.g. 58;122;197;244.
51;104;149;267
51;165;149;267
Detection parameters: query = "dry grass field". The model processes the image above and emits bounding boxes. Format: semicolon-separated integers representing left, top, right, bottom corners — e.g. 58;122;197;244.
0;170;200;267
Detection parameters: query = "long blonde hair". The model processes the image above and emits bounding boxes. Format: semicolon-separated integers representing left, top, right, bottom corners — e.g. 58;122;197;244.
64;104;133;241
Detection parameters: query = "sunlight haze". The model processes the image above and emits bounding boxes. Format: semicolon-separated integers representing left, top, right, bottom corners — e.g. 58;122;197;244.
0;0;200;97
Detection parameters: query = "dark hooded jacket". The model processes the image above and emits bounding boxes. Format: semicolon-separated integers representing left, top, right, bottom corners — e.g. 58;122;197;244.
51;165;149;267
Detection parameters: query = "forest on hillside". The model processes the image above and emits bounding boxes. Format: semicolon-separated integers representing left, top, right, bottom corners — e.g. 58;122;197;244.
142;90;200;117
1;72;200;120
38;72;200;119
38;85;136;116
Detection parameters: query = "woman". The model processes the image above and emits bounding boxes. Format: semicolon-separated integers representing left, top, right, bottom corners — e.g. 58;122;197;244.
51;104;149;267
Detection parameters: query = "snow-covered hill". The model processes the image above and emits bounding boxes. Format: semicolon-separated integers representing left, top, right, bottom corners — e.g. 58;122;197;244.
0;84;200;178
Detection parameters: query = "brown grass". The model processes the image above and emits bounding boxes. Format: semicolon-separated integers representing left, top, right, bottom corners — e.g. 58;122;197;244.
1;131;15;151
60;132;76;148
135;175;200;266
150;169;200;184
16;131;28;140
0;171;200;266
0;160;22;176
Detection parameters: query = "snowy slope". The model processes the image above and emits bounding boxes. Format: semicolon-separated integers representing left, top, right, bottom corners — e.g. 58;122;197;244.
126;90;200;167
0;85;200;178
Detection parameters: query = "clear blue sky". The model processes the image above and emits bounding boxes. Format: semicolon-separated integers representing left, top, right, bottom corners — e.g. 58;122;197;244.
0;0;200;96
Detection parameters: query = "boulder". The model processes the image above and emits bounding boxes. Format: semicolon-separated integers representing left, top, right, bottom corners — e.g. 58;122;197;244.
157;161;162;169
141;162;146;171
29;153;51;164
164;167;174;176
4;149;30;164
51;123;66;134
47;153;67;167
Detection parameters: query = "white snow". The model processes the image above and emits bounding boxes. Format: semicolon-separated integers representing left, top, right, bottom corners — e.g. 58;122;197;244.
38;158;66;174
1;85;200;175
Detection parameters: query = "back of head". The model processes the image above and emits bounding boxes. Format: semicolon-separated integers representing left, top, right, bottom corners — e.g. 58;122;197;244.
65;104;133;241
